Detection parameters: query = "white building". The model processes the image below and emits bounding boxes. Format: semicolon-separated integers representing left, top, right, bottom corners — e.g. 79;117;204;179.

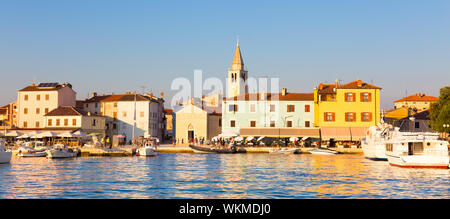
17;82;76;129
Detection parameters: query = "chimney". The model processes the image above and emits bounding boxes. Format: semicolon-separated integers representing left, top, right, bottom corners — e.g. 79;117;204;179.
92;92;97;97
282;88;287;96
357;80;363;88
150;93;153;99
160;92;164;99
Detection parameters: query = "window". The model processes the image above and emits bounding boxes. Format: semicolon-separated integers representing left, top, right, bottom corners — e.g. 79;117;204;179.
114;103;118;107
72;119;77;126
287;105;295;112
345;112;356;122
45;108;49;114
219;118;222;127
345;92;356;102
95;103;98;108
386;144;393;152
270;120;276;127
140;112;144;118
113;112;117;118
92;119;96;126
24;108;28;114
64;119;68;126
250;104;256;113
305;105;310;112
123;111;127;117
35;122;40;128
250;120;256;127
23;121;27;128
361;92;371;102
361;112;372;122
305;121;310;127
230;120;236;127
48;119;52;126
24;95;28;101
270;104;276;112
56;119;60;126
45;94;49;101
286;120;292;127
36;94;40;101
415;122;420;129
324;112;335;122
113;123;117;129
229;104;238;112
36;108;40;114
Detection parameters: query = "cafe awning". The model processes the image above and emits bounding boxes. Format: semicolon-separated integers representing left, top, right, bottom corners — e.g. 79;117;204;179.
240;128;320;138
320;127;369;141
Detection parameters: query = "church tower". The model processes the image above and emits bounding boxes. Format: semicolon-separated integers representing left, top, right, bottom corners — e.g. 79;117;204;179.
227;41;248;97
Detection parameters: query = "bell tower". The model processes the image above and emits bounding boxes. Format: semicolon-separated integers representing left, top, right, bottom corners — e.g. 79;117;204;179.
227;41;248;97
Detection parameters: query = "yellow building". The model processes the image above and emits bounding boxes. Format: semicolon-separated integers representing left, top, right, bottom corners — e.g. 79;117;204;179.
314;80;382;142
175;104;221;144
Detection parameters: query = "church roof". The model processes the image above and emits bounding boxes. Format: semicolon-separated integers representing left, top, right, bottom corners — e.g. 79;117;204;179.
232;43;244;70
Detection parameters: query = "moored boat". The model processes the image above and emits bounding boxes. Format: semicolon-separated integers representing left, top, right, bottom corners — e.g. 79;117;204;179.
385;132;449;168
136;142;157;156
361;124;396;161
308;148;341;155
46;145;78;159
269;148;298;154
189;144;246;154
0;140;12;164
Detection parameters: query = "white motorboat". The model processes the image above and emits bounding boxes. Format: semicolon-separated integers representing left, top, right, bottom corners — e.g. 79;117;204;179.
0;140;12;164
269;148;298;154
17;150;47;157
361;124;397;161
136;142;157;156
308;148;341;155
46;145;78;159
385;132;449;168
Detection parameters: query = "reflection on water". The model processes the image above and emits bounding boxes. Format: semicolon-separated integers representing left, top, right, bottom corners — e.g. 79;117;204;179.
0;154;448;199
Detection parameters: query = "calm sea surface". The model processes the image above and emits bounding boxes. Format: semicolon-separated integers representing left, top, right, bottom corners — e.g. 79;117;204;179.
0;153;448;199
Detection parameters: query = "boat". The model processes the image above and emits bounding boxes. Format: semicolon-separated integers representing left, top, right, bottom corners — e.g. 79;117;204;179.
17;149;47;157
189;144;246;154
361;124;396;161
269;148;298;154
46;144;78;159
385;132;449;168
0;140;12;164
308;147;341;155
136;142;157;156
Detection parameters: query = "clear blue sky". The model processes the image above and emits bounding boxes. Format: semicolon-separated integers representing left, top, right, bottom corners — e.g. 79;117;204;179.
1;0;449;109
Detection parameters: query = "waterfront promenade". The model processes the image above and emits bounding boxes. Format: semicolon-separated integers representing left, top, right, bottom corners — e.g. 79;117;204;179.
75;144;364;156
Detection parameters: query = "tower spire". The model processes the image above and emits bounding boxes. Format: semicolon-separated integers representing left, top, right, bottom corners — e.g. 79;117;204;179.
232;39;244;71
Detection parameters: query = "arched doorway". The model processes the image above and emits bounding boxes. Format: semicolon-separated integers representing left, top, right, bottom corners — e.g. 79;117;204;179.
187;124;194;142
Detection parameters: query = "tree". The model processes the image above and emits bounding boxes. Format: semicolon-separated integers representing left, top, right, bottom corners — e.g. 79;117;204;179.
429;86;450;133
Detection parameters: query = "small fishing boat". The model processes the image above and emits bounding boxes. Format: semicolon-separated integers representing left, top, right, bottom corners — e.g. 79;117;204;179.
308;148;341;155
269;148;298;154
46;145;78;159
0;140;12;164
189;145;246;154
17;150;47;157
136;142;157;156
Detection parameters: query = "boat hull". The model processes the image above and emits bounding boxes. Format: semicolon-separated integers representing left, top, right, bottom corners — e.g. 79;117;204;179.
137;147;157;156
269;148;298;154
189;145;246;154
17;152;47;157
0;152;12;164
308;148;340;155
387;154;449;168
46;150;78;159
362;142;388;161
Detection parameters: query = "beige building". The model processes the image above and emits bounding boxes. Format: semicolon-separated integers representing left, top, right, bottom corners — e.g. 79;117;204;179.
17;83;76;129
44;106;105;134
394;93;438;111
175;104;221;144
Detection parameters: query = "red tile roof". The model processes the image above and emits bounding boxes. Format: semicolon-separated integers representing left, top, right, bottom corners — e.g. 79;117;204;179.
394;93;438;103
45;106;87;116
317;80;381;94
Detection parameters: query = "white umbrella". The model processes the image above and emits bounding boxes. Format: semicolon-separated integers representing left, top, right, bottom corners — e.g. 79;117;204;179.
303;137;309;140
234;136;243;141
18;134;32;139
257;136;265;141
29;131;41;139
5;130;21;137
289;137;298;142
219;131;239;138
73;131;86;138
247;136;254;141
58;132;75;138
38;131;58;138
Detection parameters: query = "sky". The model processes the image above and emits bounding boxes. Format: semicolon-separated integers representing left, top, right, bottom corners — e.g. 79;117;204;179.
0;0;449;109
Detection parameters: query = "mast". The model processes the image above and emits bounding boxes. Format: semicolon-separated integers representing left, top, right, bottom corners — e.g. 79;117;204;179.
132;91;136;145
